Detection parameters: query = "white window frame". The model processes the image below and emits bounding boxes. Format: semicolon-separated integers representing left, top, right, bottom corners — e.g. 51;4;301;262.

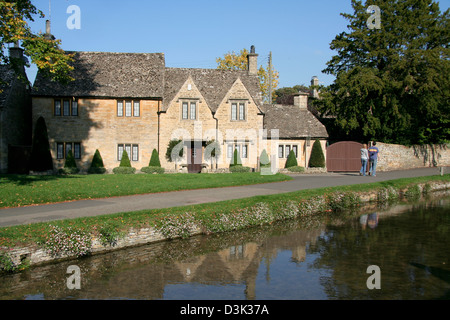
118;144;139;162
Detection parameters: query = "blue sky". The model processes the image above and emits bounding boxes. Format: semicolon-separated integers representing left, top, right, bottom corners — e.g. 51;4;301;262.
25;0;449;89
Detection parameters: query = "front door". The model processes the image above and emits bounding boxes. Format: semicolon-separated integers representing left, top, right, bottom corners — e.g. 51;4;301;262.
187;141;203;173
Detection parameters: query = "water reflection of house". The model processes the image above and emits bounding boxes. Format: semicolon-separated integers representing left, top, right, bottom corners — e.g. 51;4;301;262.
0;227;325;299
72;228;324;300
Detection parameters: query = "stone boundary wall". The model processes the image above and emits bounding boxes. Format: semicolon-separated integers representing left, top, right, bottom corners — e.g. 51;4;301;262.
4;180;449;269
376;143;450;172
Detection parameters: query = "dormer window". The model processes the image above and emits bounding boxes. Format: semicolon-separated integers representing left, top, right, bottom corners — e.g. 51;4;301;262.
231;101;246;121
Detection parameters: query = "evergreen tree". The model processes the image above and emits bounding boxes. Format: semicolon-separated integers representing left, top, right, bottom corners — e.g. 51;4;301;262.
308;140;326;168
259;149;270;168
317;0;449;144
285;150;298;168
88;149;106;174
229;149;242;167
64;150;77;169
90;149;104;168
29;117;53;172
119;150;131;167
149;149;161;167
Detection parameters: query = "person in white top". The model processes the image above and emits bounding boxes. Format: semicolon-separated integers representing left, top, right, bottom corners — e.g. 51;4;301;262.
360;144;369;176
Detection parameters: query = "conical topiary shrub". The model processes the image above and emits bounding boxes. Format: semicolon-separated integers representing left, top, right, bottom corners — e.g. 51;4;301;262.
229;149;250;172
59;150;79;174
29;116;53;172
113;150;135;174
285;150;298;168
229;149;242;168
88;149;106;174
141;149;165;174
149;149;161;167
259;149;270;168
308;139;325;168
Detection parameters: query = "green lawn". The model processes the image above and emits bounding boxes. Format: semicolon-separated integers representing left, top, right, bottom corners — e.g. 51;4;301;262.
0;172;292;208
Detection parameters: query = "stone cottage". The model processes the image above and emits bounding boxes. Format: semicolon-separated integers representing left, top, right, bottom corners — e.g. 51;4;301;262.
0;46;32;174
32;46;328;173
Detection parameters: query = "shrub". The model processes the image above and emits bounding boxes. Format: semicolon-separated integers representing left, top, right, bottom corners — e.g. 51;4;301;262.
141;166;165;174
309;140;325;168
287;166;305;173
59;150;79;175
259;149;270;168
149;149;161;167
119;150;132;167
229;165;251;173
285;150;298;168
166;139;184;163
29;117;53;172
88;149;106;174
113;150;135;174
113;167;136;174
229;149;242;167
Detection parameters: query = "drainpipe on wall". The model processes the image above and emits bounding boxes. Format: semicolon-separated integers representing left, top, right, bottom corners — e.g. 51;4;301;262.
212;111;219;170
157;100;161;154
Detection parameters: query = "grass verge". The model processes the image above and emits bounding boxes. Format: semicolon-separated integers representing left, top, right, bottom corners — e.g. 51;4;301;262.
0;172;291;208
0;174;448;252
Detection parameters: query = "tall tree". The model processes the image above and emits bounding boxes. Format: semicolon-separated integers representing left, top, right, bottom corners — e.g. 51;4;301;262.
316;0;449;145
0;0;74;88
217;48;279;103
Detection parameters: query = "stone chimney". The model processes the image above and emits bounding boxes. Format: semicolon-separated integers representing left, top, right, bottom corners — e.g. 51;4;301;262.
311;76;319;98
247;45;258;76
44;20;55;40
8;44;26;74
293;91;309;109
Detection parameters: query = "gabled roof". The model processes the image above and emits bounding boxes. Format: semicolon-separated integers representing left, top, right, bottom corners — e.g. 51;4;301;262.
162;67;262;113
262;104;329;139
32;51;166;98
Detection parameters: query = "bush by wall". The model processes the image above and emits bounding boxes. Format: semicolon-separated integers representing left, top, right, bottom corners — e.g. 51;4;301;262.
113;150;135;174
141;166;165;174
149;149;161;167
29;117;53;172
58;150;80;175
230;149;242;168
309;139;325;168
285;150;298;168
287;166;305;173
260;149;270;168
88;149;106;174
229;165;251;173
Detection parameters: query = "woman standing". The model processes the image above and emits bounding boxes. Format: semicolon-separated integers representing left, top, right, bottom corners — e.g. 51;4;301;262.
360;143;368;176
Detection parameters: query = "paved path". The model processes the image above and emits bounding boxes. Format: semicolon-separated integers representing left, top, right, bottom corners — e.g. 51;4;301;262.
0;167;446;227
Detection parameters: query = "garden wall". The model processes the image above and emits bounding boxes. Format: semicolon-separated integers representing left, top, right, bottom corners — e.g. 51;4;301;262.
376;143;450;172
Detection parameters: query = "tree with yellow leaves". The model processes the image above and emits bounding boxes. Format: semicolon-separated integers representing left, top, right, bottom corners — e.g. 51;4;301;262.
216;48;279;103
1;0;74;88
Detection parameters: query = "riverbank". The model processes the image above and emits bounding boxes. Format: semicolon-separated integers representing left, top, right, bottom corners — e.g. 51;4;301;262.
1;174;449;272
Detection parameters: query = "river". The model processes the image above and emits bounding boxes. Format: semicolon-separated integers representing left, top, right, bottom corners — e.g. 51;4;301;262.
1;194;449;300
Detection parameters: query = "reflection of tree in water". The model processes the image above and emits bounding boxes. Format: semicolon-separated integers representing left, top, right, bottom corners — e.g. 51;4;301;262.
307;201;450;300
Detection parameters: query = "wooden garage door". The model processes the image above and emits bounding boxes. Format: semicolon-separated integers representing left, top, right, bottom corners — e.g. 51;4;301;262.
327;141;362;172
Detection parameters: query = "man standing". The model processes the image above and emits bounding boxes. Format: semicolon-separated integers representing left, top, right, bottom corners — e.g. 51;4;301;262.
368;142;380;177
